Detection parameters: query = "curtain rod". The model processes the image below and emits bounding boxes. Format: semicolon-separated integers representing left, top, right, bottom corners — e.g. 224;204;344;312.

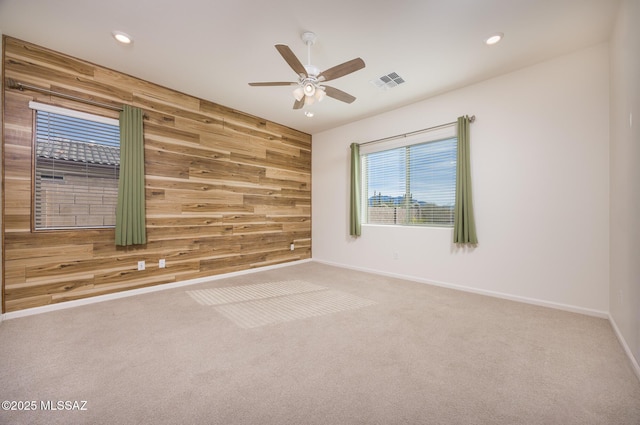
358;115;475;147
6;78;124;112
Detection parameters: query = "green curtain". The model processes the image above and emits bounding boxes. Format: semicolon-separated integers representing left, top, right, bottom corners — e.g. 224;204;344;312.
349;143;362;237
115;105;146;246
454;115;478;244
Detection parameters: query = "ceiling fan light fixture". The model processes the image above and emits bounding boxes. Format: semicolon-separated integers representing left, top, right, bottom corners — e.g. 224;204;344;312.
303;82;316;96
293;87;305;101
315;88;326;102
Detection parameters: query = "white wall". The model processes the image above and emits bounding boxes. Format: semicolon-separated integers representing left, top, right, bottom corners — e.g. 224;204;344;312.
313;43;610;315
609;0;640;371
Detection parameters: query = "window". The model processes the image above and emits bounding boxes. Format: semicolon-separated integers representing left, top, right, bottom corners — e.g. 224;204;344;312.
360;126;457;227
31;102;120;230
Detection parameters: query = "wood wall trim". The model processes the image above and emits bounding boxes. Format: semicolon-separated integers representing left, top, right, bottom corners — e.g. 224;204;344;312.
2;36;311;313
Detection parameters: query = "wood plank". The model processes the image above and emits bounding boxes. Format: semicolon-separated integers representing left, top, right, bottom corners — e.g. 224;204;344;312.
5;295;54;312
5;277;95;300
5;243;93;260
146;216;224;227
4;91;35;129
5;37;95;77
6;58;130;105
200;130;266;158
134;89;201;112
144;122;201;145
3;215;31;232
232;223;283;235
162;188;244;204
189;159;266;184
180;203;255;214
145;137;229;161
146;225;234;241
4;229;114;248
145;149;193;179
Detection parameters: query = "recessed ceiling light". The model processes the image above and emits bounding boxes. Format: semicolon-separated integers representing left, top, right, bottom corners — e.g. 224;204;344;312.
485;32;503;45
304;111;314;118
112;31;133;45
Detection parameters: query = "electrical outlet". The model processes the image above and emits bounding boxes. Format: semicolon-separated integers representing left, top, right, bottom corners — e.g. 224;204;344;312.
159;259;166;268
290;243;295;251
138;261;145;271
393;251;399;260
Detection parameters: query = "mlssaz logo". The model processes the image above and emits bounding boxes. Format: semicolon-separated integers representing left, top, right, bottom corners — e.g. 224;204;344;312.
40;400;88;411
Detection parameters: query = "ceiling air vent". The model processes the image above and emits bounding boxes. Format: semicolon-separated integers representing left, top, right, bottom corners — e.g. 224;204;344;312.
371;72;405;90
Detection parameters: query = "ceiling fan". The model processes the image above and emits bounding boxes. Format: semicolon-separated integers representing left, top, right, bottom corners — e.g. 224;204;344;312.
248;32;365;110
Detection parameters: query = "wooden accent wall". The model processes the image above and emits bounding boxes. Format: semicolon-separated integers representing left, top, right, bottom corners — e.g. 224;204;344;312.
1;36;311;313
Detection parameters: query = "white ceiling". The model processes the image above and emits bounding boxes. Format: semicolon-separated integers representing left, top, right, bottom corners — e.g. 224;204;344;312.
0;0;620;135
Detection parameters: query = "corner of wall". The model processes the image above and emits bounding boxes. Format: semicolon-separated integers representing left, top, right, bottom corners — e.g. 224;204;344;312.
609;0;640;378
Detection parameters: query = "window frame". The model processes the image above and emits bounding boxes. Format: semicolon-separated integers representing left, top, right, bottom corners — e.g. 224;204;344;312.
30;101;120;231
359;124;457;228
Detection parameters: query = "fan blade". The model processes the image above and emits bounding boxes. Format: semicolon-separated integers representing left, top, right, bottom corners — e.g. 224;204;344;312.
248;82;298;86
317;58;365;82
293;98;305;109
323;86;356;104
275;44;308;78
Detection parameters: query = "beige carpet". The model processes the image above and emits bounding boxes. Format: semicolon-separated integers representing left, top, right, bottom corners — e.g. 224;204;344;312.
1;262;639;424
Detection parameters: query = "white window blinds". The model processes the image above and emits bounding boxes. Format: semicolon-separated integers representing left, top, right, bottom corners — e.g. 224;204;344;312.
31;102;120;230
361;125;457;227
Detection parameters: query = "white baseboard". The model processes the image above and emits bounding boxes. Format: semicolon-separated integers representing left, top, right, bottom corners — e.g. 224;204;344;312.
608;314;640;382
313;259;609;318
2;259;312;321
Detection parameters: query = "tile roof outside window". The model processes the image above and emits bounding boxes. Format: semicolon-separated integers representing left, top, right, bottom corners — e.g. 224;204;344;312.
36;138;120;166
